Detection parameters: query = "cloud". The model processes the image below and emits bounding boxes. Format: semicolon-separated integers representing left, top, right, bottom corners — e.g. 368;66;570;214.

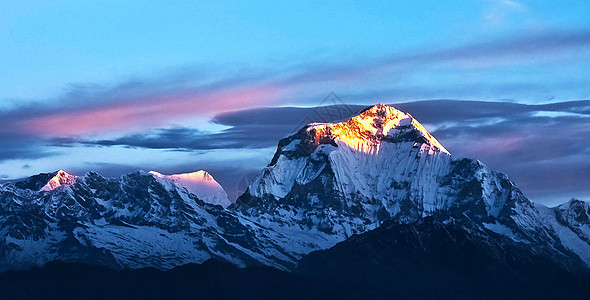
70;162;144;179
63;125;289;150
0;67;287;137
383;29;590;69
1;28;589;141
17;84;283;137
0;136;59;163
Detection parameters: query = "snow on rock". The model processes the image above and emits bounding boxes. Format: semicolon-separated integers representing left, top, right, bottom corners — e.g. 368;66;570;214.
40;170;76;191
149;170;231;208
310;103;449;155
238;104;458;259
249;103;452;202
539;199;590;266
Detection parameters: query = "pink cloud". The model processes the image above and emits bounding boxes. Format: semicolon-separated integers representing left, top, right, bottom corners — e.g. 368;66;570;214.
19;85;283;137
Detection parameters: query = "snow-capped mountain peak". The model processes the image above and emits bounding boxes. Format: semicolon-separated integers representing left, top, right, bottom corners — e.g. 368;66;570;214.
248;104;452;201
304;103;449;154
40;170;76;191
149;170;231;208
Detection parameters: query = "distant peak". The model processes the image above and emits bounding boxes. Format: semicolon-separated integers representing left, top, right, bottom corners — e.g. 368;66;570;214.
149;170;231;208
149;170;214;183
563;198;589;207
40;170;76;191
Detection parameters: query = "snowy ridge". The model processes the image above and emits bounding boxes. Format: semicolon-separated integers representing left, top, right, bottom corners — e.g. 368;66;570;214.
149;170;231;208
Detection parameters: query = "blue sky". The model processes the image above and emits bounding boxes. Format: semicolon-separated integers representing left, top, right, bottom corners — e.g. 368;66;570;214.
3;0;590;101
1;1;590;205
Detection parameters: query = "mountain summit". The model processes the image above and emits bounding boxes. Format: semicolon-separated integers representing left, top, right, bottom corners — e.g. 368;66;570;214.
301;103;448;154
40;170;76;191
13;170;76;192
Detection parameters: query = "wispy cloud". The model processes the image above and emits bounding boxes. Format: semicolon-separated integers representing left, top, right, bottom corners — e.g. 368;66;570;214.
2;28;589;137
19;85;282;136
483;0;527;26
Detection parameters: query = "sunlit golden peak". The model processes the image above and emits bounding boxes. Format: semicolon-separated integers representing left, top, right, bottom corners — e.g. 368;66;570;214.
304;103;449;155
40;170;76;191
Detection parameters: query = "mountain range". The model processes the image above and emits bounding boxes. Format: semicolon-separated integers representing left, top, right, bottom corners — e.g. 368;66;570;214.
0;104;588;298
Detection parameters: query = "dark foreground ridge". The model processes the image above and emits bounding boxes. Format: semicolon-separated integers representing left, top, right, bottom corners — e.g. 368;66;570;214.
0;260;312;300
296;217;590;299
1;218;588;300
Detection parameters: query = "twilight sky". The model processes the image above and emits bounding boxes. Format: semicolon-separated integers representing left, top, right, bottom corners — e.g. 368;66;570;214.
1;1;589;206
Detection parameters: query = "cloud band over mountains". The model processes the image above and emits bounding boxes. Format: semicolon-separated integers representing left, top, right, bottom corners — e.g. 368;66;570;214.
1;28;590;205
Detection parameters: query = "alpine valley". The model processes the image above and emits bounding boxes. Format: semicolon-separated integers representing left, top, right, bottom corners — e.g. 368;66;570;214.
1;104;589;299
